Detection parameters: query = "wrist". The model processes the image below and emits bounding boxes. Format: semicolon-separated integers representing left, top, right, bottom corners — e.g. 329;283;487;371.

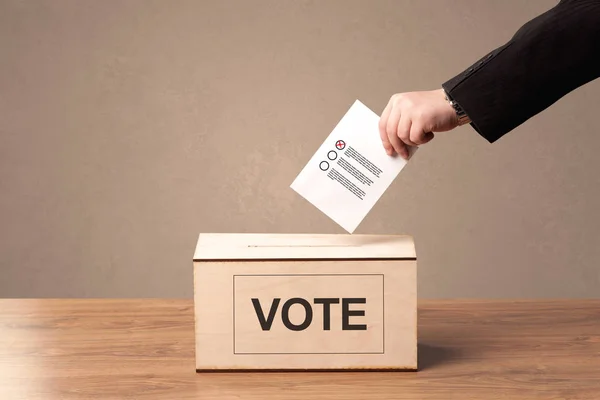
442;89;471;126
436;89;459;126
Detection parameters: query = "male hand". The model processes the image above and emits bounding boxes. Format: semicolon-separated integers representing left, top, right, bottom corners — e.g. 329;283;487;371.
379;89;460;159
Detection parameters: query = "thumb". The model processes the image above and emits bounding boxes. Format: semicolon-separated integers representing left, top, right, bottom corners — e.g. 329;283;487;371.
421;131;434;144
410;122;435;145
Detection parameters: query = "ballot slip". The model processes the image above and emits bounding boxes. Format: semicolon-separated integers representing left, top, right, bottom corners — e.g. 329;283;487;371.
290;100;416;233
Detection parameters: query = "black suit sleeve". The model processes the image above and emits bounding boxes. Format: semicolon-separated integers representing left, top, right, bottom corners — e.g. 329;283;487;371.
442;0;600;143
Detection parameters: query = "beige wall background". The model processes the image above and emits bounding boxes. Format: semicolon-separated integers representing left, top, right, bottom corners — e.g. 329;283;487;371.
1;0;599;298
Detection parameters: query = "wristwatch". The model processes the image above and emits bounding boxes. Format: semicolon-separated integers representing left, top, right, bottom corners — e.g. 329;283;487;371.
443;90;471;126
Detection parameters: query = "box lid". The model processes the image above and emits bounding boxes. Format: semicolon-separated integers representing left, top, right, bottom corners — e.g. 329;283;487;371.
193;233;416;261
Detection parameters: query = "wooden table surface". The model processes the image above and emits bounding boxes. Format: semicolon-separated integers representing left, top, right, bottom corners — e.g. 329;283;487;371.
0;299;599;399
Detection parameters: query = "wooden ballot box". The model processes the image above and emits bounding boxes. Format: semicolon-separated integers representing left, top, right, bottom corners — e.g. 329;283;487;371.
193;233;417;371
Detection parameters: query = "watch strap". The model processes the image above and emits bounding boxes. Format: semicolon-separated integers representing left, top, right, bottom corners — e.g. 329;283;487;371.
444;90;471;126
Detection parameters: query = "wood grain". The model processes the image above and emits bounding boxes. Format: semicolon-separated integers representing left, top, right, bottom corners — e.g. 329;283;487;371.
0;299;599;399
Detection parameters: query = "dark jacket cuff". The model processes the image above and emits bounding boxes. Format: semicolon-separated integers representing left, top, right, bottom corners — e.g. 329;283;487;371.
441;0;600;143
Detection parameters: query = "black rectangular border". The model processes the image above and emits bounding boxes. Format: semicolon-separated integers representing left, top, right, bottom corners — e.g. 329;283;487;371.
233;273;385;355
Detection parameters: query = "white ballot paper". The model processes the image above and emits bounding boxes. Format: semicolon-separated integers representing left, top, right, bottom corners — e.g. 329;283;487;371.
290;100;416;233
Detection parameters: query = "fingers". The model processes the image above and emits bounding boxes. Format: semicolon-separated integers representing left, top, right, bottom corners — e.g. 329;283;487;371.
378;98;412;160
398;114;417;147
396;139;410;160
378;90;449;156
388;126;409;160
378;99;394;156
389;114;410;159
379;91;441;159
385;101;402;155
